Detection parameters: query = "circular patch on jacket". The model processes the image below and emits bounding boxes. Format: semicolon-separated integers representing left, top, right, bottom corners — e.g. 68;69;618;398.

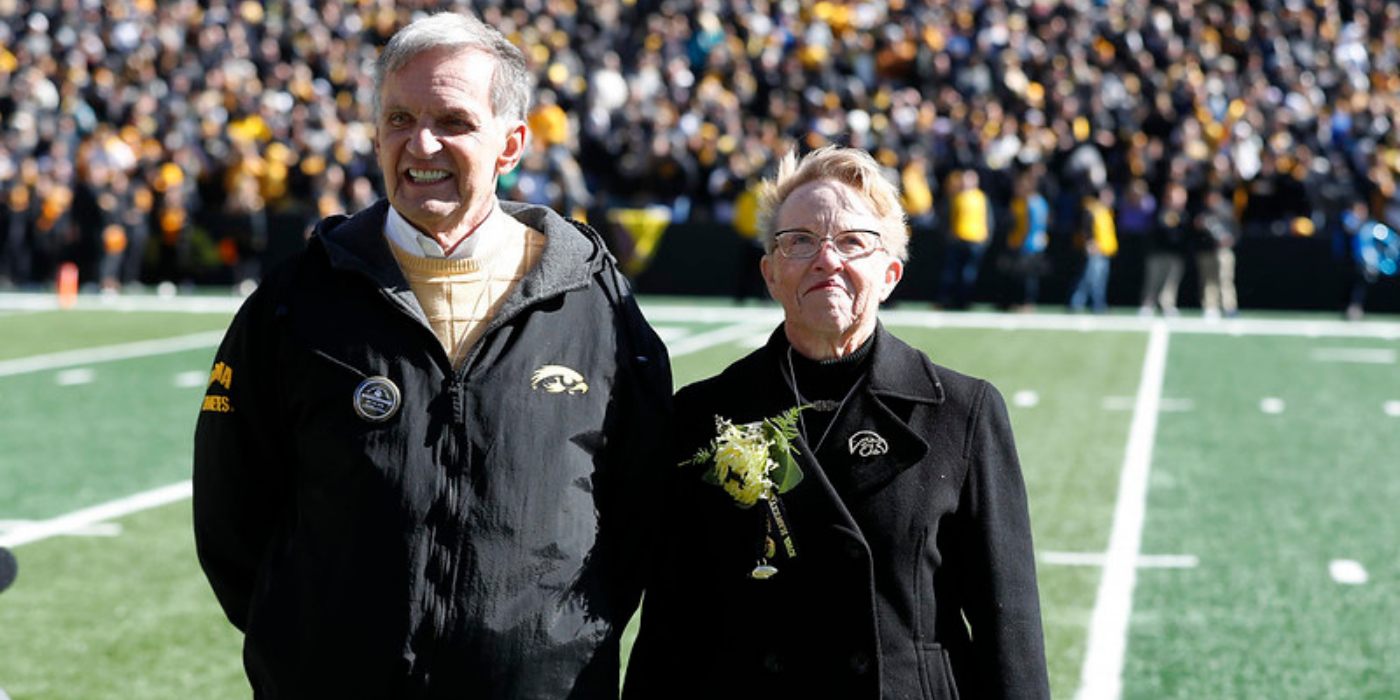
352;376;401;422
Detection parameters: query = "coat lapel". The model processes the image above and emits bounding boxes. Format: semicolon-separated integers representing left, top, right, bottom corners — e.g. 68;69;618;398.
710;325;949;566
812;324;944;498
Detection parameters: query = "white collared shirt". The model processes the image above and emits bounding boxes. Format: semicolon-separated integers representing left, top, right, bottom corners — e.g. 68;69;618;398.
384;205;502;260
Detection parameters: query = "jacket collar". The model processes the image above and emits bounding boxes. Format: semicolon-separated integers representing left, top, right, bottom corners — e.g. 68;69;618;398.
865;322;945;407
311;199;610;320
771;322;944;500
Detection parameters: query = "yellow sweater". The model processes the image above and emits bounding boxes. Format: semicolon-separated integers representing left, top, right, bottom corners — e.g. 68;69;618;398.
389;228;544;369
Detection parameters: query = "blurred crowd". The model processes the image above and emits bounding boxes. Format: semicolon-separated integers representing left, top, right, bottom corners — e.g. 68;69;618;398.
2;0;1399;307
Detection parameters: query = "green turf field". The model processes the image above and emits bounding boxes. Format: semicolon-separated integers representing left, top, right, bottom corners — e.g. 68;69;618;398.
2;293;1398;699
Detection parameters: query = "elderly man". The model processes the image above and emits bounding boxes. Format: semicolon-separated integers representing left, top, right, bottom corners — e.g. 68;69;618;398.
194;12;671;699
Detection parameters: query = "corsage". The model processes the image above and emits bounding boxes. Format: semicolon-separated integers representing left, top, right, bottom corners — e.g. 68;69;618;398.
682;407;806;579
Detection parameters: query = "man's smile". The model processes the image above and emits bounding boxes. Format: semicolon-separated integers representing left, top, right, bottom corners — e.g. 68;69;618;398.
407;168;451;183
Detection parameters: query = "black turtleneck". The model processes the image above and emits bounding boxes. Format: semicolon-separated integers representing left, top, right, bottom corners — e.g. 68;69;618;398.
786;333;875;449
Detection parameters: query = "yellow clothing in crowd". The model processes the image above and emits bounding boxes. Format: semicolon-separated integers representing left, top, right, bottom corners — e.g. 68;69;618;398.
529;103;569;149
950;187;989;243
1008;197;1031;250
1083;197;1118;257
732;184;761;240
901;162;934;221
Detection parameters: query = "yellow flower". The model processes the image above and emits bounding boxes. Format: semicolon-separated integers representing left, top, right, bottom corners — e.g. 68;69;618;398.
711;420;775;507
685;410;805;509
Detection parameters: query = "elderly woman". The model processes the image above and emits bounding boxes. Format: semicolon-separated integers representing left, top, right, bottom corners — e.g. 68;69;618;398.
625;146;1049;700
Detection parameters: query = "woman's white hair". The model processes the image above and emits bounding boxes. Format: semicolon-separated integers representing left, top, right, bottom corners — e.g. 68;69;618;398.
756;145;910;262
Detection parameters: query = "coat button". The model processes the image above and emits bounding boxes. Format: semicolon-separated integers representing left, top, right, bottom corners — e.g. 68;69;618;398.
763;651;784;673
848;651;871;675
842;539;864;560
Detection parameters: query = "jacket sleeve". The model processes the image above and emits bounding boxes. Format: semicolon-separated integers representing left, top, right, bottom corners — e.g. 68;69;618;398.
959;380;1051;700
621;383;722;700
595;265;675;627
192;283;288;632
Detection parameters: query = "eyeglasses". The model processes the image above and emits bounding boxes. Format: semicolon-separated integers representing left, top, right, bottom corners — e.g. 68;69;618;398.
772;229;884;260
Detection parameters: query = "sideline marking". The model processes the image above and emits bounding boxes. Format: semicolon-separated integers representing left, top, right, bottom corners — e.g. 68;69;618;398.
0;481;191;548
0;332;225;377
651;325;691;342
1043;551;1198;568
1309;347;1396;364
665;321;777;358
0;520;122;537
0;292;243;314
173;370;208;388
1103;396;1192;412
1329;559;1369;585
1013;390;1040;408
56;368;96;386
1074;321;1169;700
6;292;1400;338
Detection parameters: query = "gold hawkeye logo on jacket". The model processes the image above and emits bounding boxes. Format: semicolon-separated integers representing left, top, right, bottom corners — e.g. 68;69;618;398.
531;365;588;395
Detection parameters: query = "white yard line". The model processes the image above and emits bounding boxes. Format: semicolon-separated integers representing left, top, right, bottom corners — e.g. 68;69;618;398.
1308;347;1397;364
0;481;191;548
1042;551;1198;568
0;292;244;314
0;331;225;377
1074;321;1170;700
664;320;779;357
642;304;782;326
0;332;223;549
7;291;1400;337
0;520;122;537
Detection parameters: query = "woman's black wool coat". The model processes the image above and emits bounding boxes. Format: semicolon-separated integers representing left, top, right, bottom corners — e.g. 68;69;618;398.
625;324;1050;700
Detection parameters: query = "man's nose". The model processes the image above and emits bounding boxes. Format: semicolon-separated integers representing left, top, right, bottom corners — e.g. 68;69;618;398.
407;125;443;157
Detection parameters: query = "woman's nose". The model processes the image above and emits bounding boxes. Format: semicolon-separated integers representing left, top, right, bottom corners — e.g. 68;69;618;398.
809;239;846;270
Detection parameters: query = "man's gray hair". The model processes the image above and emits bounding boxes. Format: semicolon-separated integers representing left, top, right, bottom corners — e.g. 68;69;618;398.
373;12;533;124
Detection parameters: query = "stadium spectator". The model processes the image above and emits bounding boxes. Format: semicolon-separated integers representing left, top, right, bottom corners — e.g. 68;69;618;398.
1069;187;1118;314
936;168;992;309
1196;186;1241;319
1138;180;1189;317
1339;200;1399;320
1002;164;1050;311
192;12;672;698
0;0;1397;309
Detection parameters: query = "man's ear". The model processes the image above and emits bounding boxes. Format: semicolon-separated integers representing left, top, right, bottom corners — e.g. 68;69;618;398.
879;257;904;302
496;122;528;175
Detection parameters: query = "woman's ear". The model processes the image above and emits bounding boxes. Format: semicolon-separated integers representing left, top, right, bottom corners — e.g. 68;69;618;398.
879;257;904;302
760;254;777;298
